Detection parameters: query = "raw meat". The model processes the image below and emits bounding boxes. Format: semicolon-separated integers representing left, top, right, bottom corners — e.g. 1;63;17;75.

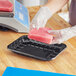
28;28;53;44
0;0;13;12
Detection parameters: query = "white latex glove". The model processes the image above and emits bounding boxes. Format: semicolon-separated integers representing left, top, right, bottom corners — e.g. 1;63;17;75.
48;25;76;44
30;7;52;30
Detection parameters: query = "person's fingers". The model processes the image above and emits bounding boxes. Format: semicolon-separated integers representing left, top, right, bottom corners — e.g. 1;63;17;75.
52;40;61;44
51;36;62;44
36;25;44;30
48;30;55;33
51;38;58;44
48;30;58;34
48;30;59;38
30;23;36;31
51;40;58;44
30;25;33;31
32;24;36;28
36;25;39;30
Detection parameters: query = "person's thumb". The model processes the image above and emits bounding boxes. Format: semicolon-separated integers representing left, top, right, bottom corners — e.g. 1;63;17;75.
52;38;62;44
48;30;58;35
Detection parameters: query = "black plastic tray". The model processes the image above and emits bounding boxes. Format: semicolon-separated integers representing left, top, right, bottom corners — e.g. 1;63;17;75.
0;26;9;31
7;35;67;61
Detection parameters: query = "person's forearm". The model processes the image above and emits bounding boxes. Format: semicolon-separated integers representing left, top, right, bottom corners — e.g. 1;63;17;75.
44;0;69;15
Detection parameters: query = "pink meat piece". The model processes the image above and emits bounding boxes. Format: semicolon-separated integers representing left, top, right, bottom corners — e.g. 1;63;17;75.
0;0;13;12
28;28;53;44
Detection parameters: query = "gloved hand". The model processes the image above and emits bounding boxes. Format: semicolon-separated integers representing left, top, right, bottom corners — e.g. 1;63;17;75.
30;7;53;30
48;25;76;44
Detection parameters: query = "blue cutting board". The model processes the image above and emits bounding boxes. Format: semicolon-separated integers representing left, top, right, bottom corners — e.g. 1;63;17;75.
2;67;75;76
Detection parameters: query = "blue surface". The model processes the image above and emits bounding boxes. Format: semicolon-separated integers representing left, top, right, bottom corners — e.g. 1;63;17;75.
14;0;29;27
2;67;75;76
